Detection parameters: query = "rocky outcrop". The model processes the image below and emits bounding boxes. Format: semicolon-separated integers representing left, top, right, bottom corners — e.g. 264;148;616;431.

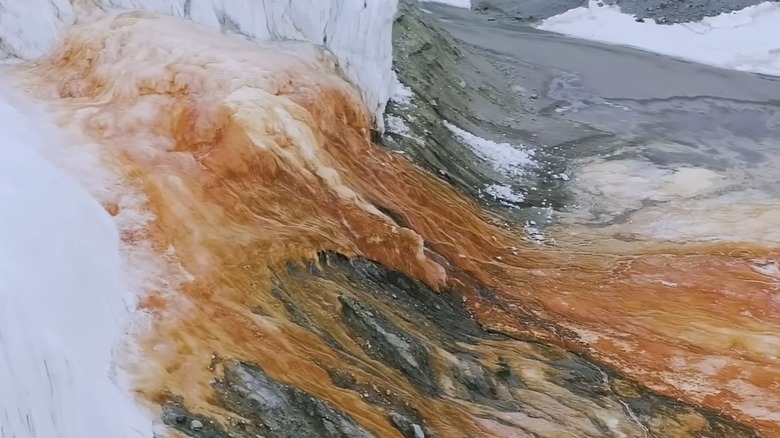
165;253;760;437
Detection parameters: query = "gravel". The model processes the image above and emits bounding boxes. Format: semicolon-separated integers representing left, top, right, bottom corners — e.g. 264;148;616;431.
470;0;775;24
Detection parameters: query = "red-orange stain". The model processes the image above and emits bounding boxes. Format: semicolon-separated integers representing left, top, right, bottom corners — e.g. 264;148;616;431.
16;11;780;436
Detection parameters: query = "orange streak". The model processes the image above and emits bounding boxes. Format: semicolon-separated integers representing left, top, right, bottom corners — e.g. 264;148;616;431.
17;10;780;436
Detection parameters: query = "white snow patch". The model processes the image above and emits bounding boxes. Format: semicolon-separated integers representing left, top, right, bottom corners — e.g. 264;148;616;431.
391;78;414;105
386;114;412;136
420;0;471;9
484;184;524;204
0;92;151;436
0;0;399;129
538;1;780;77
444;121;535;179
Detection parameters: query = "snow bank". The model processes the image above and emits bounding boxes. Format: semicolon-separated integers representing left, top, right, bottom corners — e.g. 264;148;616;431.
0;0;398;128
0;93;150;436
420;0;471;8
444;121;535;179
538;1;780;77
444;122;532;208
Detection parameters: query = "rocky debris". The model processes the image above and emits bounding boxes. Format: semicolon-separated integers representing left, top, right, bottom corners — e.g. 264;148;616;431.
162;403;235;438
448;353;521;411
601;0;768;24
161;250;764;437
323;366;432;438
212;360;376;438
387;0;586;224
470;0;768;25
472;0;585;23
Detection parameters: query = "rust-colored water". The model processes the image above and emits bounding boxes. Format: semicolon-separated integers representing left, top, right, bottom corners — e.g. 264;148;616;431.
14;11;780;436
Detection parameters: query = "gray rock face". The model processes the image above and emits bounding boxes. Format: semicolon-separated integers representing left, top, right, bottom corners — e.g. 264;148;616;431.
388;0;579;221
214;360;376;438
162;359;374;438
339;295;439;395
389;413;429;438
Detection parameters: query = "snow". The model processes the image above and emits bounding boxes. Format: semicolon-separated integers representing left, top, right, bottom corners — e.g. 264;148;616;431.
484;184;524;204
444;121;535;179
538;1;780;77
0;92;151;436
391;78;414;106
0;0;74;60
420;0;471;8
482;183;527;213
386;114;412;136
0;0;399;129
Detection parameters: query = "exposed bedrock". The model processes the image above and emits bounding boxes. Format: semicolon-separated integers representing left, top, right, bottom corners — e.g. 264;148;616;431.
156;1;767;437
165;253;760;438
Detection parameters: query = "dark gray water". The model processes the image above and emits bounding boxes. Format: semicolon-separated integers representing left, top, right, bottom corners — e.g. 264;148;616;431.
423;2;780;245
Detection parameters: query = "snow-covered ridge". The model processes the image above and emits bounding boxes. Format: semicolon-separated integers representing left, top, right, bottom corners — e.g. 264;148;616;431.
538;1;780;77
420;0;471;8
0;0;398;128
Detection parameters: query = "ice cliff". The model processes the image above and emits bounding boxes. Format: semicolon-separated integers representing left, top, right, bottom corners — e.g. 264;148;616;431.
0;0;398;128
0;1;400;437
0;91;151;436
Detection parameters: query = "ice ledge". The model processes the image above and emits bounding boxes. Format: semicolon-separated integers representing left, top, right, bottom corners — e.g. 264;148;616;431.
0;0;398;129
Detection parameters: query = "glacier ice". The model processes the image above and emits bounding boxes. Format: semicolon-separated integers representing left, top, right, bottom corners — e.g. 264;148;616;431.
0;92;151;436
0;0;402;436
539;0;780;77
0;0;398;129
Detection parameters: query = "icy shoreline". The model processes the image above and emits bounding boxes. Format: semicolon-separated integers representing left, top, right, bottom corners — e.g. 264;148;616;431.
538;0;780;77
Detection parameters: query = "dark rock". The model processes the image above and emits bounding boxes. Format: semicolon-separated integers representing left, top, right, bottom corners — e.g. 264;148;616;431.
470;0;585;23
190;420;204;431
473;0;767;25
213;360;375;438
601;0;764;24
389;413;429;438
449;353;518;410
162;404;233;438
339;295;438;395
268;278;345;352
320;253;490;343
